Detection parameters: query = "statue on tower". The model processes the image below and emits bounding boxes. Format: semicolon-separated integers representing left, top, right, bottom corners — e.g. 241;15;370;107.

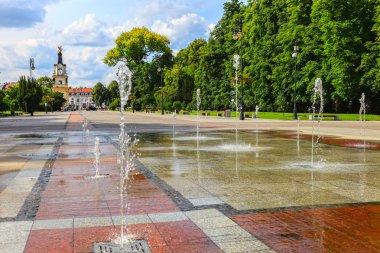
58;46;63;64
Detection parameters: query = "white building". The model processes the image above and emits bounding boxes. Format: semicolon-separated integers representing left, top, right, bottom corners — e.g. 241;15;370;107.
68;88;94;110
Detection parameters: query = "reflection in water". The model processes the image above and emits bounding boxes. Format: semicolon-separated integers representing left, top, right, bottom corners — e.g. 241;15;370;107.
139;130;380;212
138;129;379;252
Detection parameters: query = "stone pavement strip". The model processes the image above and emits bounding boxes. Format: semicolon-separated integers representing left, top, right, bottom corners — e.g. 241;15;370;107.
2;111;380;252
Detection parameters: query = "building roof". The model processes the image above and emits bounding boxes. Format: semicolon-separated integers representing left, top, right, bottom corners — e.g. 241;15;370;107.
69;88;92;93
1;82;17;91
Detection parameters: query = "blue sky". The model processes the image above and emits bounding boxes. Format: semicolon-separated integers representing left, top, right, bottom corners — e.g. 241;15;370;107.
0;0;241;87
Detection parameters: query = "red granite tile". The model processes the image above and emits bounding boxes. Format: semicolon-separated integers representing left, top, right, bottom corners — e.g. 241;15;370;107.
169;241;223;253
151;245;173;253
125;224;167;247
155;220;209;246
25;229;74;253
232;205;380;253
74;226;118;253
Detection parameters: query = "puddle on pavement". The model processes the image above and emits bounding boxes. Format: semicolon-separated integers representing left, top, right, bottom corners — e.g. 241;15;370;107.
138;130;380;210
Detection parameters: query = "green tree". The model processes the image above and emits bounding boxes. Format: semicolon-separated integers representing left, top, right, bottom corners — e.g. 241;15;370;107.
308;0;376;112
360;0;380;113
92;82;108;106
17;76;43;116
4;86;19;115
0;90;7;114
107;80;119;100
37;76;53;88
51;92;66;111
104;27;172;66
104;27;173;109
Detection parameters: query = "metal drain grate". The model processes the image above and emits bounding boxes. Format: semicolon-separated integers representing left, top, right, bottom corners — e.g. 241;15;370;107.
94;240;152;253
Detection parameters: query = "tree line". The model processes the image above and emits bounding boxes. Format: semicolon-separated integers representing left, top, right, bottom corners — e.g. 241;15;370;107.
0;76;66;116
97;0;380;114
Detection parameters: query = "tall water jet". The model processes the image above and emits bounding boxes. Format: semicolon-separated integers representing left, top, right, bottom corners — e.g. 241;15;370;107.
255;105;259;133
311;78;324;165
82;119;88;143
196;88;201;141
117;63;137;249
93;137;101;177
233;55;240;154
172;110;176;136
359;93;366;148
86;129;90;146
233;55;240;121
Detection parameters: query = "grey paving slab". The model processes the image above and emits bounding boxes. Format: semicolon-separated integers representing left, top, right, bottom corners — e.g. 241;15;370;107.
148;211;188;223
0;243;27;253
0;221;32;246
112;214;151;225
188;197;224;206
216;240;272;253
185;208;225;220
32;218;74;230
74;216;113;228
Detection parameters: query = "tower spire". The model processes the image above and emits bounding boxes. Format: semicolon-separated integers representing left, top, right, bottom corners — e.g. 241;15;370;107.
58;46;63;64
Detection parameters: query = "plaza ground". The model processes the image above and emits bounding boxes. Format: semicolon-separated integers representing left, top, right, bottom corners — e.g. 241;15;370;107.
1;111;380;252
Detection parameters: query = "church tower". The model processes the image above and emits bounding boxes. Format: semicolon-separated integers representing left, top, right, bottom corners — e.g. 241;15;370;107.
52;46;69;101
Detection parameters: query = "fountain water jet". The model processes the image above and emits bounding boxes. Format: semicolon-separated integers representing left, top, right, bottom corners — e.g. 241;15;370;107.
196;88;201;141
172;111;176;135
82;120;88;143
254;105;259;133
114;63;140;250
359;93;366;149
311;78;324;165
84;137;110;180
86;129;90;146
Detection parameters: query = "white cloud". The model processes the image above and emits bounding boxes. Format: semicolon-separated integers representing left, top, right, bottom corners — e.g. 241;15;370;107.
61;14;113;47
152;13;208;49
0;0;226;87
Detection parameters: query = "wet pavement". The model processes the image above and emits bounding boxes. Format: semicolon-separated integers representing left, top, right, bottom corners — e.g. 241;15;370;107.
0;111;380;252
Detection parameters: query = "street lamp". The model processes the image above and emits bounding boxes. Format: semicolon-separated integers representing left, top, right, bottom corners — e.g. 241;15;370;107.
292;45;299;120
158;67;164;115
29;58;35;78
233;22;244;120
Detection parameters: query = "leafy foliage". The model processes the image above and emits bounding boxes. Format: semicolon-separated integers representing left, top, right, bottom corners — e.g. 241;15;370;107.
103;0;380;113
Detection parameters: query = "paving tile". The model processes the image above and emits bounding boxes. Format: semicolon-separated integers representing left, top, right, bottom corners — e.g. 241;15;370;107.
123;223;167;247
232;205;380;253
185;208;224;220
0;221;33;244
216;239;272;253
188;196;224;206
202;226;252;240
24;228;74;253
74;226;119;252
33;218;74;230
155;220;209;246
112;214;151;225
190;216;237;230
148;211;188;223
150;245;173;253
74;216;113;228
169;241;224;253
0;243;27;253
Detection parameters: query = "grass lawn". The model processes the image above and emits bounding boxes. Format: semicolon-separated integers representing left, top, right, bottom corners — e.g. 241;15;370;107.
148;109;380;121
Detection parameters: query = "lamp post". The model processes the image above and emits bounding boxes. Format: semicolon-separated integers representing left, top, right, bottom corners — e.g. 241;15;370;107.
158;67;164;115
233;22;244;120
29;58;35;78
292;45;299;120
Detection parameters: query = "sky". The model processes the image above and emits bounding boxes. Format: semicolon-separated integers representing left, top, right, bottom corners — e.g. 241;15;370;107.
0;0;241;87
